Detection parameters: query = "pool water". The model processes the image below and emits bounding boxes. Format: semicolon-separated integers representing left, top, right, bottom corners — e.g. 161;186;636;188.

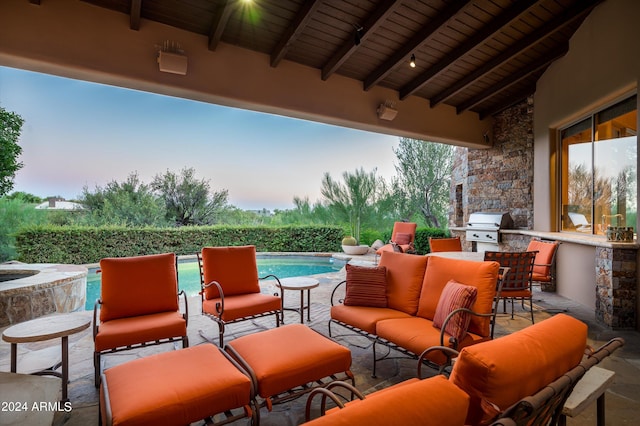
85;255;345;310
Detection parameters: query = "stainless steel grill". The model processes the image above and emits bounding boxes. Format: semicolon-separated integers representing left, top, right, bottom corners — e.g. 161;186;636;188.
466;212;514;244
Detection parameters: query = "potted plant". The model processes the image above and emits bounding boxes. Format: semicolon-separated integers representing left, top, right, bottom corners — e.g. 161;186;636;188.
341;235;369;255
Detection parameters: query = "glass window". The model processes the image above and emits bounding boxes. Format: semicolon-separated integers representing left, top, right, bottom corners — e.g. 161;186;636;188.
560;95;637;235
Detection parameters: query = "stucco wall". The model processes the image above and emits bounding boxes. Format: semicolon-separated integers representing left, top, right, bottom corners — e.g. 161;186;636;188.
534;0;639;328
534;0;640;231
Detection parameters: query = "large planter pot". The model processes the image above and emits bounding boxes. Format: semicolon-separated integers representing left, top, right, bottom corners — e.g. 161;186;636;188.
341;245;370;255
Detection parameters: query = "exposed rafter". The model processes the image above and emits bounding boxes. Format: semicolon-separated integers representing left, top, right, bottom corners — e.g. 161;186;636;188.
74;0;600;120
456;43;569;115
479;85;536;120
322;0;400;81
208;0;234;51
429;0;604;107
363;0;468;91
398;0;538;100
270;0;321;68
129;0;142;31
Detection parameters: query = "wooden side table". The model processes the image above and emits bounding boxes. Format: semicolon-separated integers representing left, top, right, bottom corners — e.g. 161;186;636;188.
2;312;91;402
279;277;319;324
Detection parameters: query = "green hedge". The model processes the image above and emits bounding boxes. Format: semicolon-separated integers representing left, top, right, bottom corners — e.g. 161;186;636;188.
15;225;344;264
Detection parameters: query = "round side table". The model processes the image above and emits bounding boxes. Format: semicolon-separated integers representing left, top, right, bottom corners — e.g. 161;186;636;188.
278;277;319;324
2;312;92;401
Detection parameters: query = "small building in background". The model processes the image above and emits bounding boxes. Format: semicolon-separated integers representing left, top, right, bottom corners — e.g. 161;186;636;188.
35;197;84;211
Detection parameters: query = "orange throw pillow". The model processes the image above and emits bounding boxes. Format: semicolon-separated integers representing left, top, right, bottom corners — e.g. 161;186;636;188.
343;264;388;308
432;279;477;342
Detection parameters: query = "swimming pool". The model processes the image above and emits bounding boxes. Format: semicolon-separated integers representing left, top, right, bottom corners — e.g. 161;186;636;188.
85;255;345;310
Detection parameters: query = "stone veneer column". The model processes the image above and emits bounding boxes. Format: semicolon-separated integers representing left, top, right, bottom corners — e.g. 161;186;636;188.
595;247;637;329
449;97;534;229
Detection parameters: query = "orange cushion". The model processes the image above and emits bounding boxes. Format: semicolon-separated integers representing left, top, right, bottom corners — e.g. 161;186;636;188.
201;246;260;299
226;324;351;399
378;251;428;315
330;304;413;334
531;272;551;283
376;317;487;365
202;293;281;322
100;344;251;426
95;311;186;352
527;240;558;277
432;280;478;342
343;264;387;308
429;237;462;252
418;256;499;337
449;313;588;425
99;253;178;322
305;375;469;426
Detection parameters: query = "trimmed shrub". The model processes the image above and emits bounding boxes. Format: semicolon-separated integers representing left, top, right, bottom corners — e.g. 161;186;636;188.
15;225;343;264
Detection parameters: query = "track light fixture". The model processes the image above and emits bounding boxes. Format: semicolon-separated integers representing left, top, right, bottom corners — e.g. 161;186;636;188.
353;24;364;46
409;54;416;68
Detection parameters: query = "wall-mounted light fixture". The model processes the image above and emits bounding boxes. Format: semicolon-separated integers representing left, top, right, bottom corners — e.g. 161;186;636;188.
157;40;188;75
377;100;398;121
409;54;416;68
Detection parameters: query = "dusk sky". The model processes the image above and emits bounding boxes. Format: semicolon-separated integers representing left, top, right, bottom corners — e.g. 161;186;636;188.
0;66;400;211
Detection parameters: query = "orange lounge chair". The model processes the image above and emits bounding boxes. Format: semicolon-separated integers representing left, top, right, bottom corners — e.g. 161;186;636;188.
198;245;282;346
93;252;189;387
376;222;417;254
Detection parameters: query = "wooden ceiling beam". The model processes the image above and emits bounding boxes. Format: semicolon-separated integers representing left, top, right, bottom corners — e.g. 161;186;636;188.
479;85;536;120
398;0;537;100
456;42;569;114
271;0;321;68
363;0;468;91
208;0;234;51
130;0;142;31
429;0;604;107
322;0;400;81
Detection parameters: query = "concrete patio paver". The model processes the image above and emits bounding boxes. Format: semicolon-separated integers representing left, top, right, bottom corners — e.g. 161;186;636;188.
1;257;638;425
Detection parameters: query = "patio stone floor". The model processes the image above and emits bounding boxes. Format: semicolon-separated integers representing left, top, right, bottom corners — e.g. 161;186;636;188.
1;254;639;425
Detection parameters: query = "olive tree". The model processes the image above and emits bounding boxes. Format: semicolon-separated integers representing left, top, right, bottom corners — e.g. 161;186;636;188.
152;167;229;226
0;107;24;196
393;138;454;228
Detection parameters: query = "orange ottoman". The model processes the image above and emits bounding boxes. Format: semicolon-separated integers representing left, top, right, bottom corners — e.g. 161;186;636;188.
225;324;353;410
100;344;255;426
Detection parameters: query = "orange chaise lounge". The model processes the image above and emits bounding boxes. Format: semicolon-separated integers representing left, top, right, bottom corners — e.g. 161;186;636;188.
375;221;417;255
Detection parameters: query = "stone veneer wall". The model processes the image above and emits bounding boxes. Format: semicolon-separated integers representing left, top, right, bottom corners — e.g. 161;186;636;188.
596;247;637;329
450;97;534;229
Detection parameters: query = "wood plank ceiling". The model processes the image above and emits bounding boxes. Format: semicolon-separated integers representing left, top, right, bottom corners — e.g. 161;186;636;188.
78;0;603;119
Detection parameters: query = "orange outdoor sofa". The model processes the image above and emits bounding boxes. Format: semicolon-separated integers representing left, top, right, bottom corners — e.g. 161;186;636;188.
306;314;624;426
329;251;503;376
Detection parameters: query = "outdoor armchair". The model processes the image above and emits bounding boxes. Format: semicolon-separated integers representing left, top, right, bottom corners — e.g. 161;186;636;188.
526;238;560;292
198;245;282;347
92;252;189;387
